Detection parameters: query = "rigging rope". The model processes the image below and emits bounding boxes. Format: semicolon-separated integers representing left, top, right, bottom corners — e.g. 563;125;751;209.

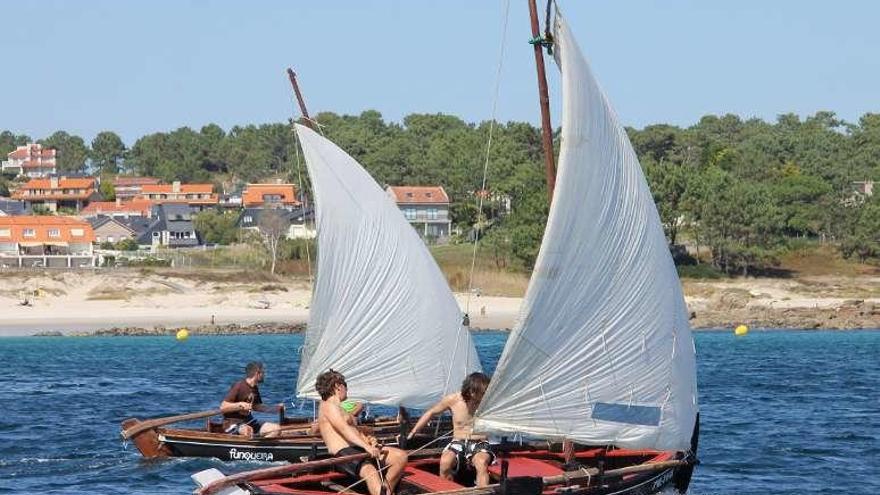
465;0;511;318
293;138;314;287
335;428;456;494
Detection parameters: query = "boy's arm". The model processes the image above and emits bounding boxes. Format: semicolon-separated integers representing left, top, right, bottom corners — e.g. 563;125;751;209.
408;395;453;439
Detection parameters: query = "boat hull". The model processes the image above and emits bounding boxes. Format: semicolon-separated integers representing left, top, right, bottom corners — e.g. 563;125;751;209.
200;441;697;495
122;416;445;463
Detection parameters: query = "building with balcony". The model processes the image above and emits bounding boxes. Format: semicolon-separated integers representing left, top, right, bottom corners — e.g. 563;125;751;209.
112;176;161;200
138;181;218;210
385;185;452;243
1;143;57;178
12;176;98;213
0;216;95;268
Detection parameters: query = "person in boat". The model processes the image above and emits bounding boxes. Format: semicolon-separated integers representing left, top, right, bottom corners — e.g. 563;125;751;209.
407;372;494;486
220;361;282;438
316;369;407;495
309;399;364;435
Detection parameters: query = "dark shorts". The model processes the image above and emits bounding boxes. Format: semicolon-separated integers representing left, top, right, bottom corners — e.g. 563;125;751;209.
334;446;369;479
443;439;496;472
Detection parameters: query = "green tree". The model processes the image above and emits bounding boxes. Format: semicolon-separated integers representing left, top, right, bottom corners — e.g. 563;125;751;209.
40;131;89;172
0;130;31;158
99;180;116;201
193;210;240;245
90;131;126;174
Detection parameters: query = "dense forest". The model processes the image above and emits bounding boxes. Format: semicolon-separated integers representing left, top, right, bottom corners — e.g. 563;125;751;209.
2;110;878;273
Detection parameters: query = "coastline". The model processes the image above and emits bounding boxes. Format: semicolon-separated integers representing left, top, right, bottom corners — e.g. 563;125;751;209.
1;270;877;336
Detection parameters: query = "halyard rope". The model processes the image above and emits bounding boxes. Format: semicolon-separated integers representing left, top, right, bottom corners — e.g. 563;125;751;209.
465;0;511;317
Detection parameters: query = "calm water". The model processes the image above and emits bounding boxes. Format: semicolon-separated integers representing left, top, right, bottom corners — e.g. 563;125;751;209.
0;330;877;494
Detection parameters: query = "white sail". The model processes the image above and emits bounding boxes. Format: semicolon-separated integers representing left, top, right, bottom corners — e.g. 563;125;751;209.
294;124;481;409
474;11;697;451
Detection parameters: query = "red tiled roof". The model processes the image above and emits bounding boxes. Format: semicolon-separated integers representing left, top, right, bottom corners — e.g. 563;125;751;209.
20;160;57;169
12;178;97;201
242;184;300;207
6;144;56;160
0;216;96;243
18;178;96;189
80;199;152;216
141;183;214;194
113;177;161;187
387;186;450;204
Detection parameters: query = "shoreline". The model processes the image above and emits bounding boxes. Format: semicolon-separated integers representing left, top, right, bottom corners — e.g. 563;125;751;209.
1;270;877;336
24;322;880;337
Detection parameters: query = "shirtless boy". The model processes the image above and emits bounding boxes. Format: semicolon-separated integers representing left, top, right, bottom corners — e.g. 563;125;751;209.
316;370;408;495
407;372;493;486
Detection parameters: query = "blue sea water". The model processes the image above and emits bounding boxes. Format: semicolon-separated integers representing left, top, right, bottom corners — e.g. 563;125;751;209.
0;330;877;494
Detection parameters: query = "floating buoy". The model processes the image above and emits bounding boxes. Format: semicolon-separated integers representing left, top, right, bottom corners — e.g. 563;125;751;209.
176;328;190;341
734;325;748;336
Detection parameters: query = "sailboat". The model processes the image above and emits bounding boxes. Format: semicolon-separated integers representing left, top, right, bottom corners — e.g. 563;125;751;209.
192;2;698;494
121;99;481;464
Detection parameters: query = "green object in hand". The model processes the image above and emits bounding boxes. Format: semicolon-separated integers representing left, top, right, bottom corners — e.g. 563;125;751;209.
340;400;358;414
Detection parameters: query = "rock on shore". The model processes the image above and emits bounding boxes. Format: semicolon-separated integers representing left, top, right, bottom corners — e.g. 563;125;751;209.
34;322;306;337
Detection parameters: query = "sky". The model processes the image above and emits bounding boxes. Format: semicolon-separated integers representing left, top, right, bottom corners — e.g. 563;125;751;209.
2;0;878;145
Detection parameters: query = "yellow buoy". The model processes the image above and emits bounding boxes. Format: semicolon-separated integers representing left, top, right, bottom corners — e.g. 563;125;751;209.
734;324;748;336
176;328;190;341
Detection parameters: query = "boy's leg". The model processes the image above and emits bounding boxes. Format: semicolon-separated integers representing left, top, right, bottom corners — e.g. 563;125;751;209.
439;450;458;480
471;451;492;487
382;447;408;493
359;463;383;495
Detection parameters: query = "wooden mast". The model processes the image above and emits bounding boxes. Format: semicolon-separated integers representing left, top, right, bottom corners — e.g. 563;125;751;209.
528;0;556;203
287;68;316;131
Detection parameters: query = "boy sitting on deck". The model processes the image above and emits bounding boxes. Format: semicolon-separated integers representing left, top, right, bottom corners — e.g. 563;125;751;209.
316;369;408;495
407;372;494;487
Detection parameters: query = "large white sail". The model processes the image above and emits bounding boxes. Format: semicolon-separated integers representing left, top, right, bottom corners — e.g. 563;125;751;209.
474;11;697;451
294;124;481;409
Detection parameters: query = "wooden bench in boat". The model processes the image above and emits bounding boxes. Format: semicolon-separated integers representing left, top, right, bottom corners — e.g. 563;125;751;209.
488;457;564;479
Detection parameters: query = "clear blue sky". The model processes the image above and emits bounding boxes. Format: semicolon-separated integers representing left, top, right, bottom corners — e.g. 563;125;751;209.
3;0;878;145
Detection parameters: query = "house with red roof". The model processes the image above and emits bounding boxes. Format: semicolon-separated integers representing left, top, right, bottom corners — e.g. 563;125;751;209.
242;183;301;208
1;143;57;178
0;216;95;268
112;176;161;200
12;176;99;213
80;198;153;219
138;181;218;210
385;185;452;243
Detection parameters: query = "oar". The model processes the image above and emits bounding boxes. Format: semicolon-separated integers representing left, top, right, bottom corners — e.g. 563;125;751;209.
195;451;370;495
121;409;224;440
195;447;446;495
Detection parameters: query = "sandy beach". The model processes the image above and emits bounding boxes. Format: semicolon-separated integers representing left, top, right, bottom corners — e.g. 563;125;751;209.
0;269;877;336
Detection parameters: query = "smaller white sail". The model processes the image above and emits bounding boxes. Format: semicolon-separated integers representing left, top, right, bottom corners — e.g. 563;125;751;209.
474;10;697;451
294;124;481;410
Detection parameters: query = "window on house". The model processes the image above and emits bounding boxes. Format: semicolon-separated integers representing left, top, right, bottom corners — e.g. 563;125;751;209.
23;228;36;237
71;228;84;237
404;208;416;220
152;231;159;237
406;192;414;199
48;228;60;237
243;216;253;223
427;208;438;220
0;228;9;237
